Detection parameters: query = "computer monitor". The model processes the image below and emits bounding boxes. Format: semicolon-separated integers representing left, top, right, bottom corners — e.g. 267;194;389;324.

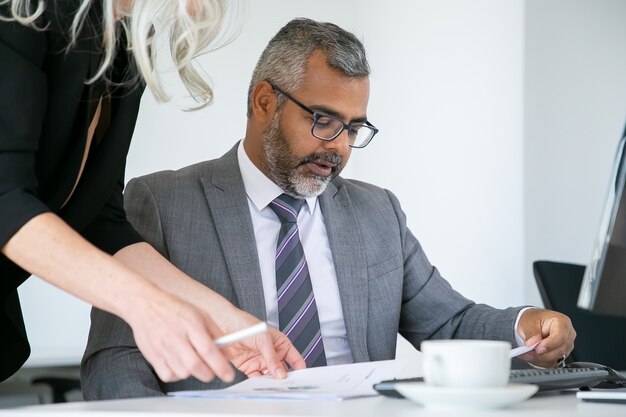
578;123;626;317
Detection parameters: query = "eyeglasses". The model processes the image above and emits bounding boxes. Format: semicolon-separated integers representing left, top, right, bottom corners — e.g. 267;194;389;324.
267;81;378;149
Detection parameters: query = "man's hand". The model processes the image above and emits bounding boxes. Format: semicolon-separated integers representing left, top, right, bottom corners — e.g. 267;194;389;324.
214;309;306;379
225;325;306;378
517;308;576;368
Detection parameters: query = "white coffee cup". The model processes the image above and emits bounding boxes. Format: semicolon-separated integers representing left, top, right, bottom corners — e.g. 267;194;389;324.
421;340;511;388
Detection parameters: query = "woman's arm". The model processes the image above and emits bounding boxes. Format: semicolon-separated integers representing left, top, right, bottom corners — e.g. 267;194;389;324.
3;212;303;381
2;212;235;383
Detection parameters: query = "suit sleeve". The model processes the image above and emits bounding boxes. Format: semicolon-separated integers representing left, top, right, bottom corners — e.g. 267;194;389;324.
388;190;522;347
122;177;169;257
0;19;52;248
81;177;167;399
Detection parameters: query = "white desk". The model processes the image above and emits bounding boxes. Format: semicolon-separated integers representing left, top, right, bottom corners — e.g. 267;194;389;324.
2;391;625;417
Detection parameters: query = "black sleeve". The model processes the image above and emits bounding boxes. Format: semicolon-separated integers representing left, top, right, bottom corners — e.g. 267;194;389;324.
0;18;52;248
81;171;145;256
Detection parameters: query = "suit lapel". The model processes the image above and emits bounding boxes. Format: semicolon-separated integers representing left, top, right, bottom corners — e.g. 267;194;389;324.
320;181;370;362
200;146;267;321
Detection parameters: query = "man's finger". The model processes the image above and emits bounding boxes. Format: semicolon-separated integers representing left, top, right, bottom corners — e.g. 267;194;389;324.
283;345;306;370
257;334;288;379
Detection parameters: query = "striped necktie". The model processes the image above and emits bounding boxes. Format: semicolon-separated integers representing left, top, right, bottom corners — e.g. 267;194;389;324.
269;194;327;367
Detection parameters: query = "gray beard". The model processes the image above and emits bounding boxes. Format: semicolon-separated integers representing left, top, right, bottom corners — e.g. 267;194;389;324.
261;113;342;199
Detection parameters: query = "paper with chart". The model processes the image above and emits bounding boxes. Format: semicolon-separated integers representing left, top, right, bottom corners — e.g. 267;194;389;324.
169;360;404;401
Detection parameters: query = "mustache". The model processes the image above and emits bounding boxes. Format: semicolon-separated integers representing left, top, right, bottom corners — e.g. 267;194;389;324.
299;152;342;167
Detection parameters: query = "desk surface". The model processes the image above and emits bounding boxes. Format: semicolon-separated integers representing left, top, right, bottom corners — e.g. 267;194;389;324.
2;391;626;417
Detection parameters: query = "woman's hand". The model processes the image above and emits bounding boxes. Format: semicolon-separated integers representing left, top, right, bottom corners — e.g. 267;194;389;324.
127;288;236;383
129;293;305;382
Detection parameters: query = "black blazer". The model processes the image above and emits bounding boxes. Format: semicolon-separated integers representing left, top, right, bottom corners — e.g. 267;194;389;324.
0;1;145;380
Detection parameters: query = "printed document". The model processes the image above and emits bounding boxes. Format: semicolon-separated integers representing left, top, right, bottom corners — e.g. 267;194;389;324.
169;360;403;401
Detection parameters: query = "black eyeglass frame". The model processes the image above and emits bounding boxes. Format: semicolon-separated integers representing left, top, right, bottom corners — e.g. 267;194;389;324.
266;81;379;149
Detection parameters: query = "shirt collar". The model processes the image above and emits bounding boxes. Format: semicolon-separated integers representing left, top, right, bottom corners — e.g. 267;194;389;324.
237;140;317;214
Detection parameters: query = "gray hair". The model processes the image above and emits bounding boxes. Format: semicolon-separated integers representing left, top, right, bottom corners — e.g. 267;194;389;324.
0;0;231;109
247;18;369;117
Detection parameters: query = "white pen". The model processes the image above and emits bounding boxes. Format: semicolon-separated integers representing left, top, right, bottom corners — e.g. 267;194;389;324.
214;322;269;348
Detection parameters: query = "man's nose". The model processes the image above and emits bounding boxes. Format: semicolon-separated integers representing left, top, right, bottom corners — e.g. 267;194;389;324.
322;129;351;153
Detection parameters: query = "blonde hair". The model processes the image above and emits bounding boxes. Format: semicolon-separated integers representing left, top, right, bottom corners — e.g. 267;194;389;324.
0;0;230;108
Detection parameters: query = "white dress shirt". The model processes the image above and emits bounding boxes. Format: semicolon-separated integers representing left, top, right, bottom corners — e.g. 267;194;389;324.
237;142;527;365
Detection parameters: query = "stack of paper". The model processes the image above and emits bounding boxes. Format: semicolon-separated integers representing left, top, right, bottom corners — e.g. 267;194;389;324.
169;360;403;401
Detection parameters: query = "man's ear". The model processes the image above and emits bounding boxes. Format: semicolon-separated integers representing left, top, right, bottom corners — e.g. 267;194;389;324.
250;81;276;125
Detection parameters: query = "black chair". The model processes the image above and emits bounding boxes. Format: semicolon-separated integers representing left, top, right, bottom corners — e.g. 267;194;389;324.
31;377;81;403
533;260;626;370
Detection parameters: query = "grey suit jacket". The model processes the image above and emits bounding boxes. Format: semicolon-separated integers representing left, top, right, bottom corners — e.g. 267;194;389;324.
81;144;521;399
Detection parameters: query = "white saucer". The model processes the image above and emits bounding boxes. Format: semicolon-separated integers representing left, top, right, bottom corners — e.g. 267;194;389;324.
395;382;538;410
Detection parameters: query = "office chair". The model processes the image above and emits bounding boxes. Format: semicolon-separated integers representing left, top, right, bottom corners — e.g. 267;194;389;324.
533;260;626;370
31;377;81;403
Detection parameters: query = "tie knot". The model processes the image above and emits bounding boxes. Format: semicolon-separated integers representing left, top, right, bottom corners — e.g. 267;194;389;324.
269;194;304;224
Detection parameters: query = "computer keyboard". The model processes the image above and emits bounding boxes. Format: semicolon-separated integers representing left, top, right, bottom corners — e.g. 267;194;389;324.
509;367;608;390
373;364;626;398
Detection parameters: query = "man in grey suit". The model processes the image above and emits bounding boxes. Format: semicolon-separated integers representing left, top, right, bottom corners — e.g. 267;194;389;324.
82;18;576;399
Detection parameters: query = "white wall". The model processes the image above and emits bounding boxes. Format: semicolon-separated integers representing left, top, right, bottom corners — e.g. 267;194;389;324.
356;0;525;308
18;0;626;367
524;0;626;306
